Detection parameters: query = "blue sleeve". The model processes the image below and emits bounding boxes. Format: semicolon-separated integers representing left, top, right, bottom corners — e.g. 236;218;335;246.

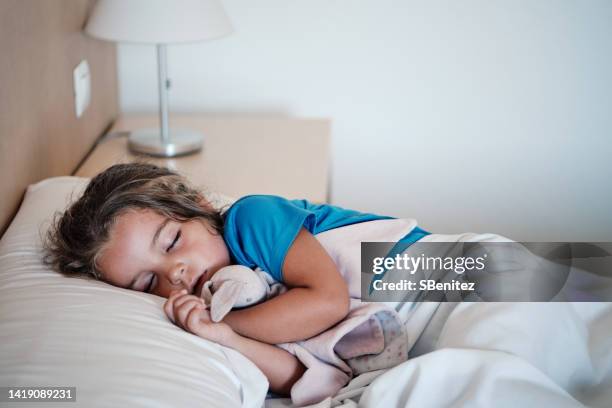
222;195;315;282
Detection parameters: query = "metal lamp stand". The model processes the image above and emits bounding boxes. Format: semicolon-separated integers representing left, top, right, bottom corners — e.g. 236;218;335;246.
128;44;203;157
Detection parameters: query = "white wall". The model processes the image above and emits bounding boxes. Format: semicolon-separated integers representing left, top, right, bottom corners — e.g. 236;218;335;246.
117;0;612;241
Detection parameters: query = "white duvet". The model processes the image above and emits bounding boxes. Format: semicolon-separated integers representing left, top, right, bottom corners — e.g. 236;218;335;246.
357;301;612;408
268;233;612;408
268;303;612;408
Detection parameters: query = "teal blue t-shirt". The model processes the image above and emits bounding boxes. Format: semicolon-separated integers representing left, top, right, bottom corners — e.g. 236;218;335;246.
222;195;430;282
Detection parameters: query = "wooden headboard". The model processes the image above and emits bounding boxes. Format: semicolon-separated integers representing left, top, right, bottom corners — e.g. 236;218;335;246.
0;0;118;236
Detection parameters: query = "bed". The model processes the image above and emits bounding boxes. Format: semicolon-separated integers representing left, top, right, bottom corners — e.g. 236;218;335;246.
1;177;612;408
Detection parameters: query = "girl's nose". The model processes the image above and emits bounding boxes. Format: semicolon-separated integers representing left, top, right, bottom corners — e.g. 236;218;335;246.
169;262;187;286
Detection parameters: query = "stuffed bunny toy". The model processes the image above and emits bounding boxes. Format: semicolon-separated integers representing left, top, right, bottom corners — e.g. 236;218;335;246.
200;265;286;322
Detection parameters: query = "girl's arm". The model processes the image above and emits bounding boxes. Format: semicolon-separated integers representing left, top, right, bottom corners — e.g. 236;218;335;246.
165;294;305;396
224;332;306;396
222;228;351;344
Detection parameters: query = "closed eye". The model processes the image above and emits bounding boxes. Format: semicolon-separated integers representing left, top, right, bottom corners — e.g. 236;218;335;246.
167;230;181;252
145;274;156;293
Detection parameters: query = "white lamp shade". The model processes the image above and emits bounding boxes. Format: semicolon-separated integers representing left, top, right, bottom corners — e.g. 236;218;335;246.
85;0;233;44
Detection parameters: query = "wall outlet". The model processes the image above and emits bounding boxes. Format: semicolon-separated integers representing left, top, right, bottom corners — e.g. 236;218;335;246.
73;59;91;118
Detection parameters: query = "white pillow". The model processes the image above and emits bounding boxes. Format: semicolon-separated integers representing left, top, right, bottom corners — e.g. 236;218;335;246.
0;177;267;407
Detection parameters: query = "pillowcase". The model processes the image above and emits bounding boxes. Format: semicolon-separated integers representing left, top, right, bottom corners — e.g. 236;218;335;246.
0;177;267;407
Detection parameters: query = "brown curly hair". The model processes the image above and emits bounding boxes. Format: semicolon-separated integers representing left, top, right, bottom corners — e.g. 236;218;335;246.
44;162;224;280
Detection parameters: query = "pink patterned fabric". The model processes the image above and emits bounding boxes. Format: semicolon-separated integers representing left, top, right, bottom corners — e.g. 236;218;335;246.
278;300;408;406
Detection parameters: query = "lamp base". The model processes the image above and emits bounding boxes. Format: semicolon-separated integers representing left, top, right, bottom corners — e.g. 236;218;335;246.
127;128;203;157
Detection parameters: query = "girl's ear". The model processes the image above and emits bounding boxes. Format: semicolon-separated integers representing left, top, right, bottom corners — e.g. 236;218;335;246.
210;280;245;322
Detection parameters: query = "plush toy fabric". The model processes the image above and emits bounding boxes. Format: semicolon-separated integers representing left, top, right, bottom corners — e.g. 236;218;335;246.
199;261;409;407
200;265;286;322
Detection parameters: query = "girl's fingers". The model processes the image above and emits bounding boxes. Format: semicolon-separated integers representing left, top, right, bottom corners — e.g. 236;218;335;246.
174;298;205;330
186;304;207;334
174;293;204;309
172;294;204;324
163;289;187;323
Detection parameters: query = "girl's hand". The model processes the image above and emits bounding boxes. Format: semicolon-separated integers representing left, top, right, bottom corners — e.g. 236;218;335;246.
164;289;236;346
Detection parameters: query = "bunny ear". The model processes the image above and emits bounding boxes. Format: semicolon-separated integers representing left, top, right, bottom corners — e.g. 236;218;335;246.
201;281;214;304
210;280;245;322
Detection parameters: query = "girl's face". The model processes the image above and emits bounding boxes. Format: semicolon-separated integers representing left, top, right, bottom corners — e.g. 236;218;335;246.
97;209;230;298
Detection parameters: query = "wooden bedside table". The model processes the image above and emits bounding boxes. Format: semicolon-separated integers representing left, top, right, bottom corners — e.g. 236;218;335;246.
75;114;331;202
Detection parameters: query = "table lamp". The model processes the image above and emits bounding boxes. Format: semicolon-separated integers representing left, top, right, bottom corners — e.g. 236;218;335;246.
85;0;233;157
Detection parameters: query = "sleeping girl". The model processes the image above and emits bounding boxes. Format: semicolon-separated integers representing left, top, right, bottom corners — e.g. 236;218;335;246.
44;162;430;403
